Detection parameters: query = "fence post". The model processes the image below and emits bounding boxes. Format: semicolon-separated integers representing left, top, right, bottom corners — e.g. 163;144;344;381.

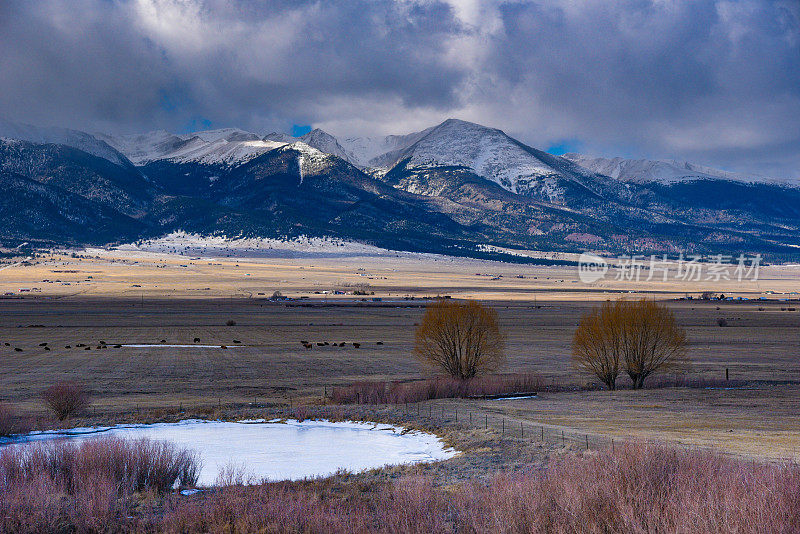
585;435;589;450
520;422;523;438
469;411;472;425
455;407;458;422
561;430;565;447
485;414;488;429
612;439;615;454
502;418;505;436
541;426;544;441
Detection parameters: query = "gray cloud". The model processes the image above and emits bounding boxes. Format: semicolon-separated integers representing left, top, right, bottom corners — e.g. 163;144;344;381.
0;0;798;177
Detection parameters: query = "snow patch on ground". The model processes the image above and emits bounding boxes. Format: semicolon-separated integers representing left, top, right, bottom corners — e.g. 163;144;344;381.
107;231;393;260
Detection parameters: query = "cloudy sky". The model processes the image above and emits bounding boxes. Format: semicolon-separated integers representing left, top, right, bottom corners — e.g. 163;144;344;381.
1;0;798;177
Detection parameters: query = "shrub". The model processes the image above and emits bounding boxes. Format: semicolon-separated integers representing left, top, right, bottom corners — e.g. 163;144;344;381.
0;437;200;532
717;318;728;327
0;402;19;437
226;320;237;326
2;440;799;532
331;373;543;404
41;381;90;420
158;443;800;533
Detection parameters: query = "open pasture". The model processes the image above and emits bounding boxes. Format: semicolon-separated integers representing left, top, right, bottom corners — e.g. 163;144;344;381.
1;264;799;461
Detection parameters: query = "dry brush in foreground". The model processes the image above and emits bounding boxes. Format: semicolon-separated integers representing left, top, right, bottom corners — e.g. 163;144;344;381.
0;437;199;533
1;439;798;532
330;373;543;404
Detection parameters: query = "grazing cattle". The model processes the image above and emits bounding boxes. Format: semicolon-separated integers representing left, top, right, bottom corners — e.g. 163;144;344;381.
14;348;22;352
39;342;48;346
353;343;361;348
233;340;241;344
376;341;384;345
339;342;346;347
194;337;200;342
44;346;51;351
220;345;228;349
65;345;71;348
303;342;313;350
317;342;324;346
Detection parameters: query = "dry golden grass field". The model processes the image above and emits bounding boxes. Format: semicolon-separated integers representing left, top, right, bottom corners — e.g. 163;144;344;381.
1;247;799;462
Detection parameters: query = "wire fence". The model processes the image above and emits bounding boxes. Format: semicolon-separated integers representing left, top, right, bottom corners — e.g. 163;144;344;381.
395;399;612;452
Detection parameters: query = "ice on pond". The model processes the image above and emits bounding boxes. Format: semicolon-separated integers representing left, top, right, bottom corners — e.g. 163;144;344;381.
2;419;457;486
115;343;246;349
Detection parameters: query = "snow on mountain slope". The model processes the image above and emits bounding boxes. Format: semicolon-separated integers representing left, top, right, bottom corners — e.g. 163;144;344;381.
281;141;337;179
102;126;350;168
0;119;132;168
101;129;287;166
94;130;184;165
367;119;599;202
337;126;435;167
298;129;355;163
264;132;296;143
563;153;792;185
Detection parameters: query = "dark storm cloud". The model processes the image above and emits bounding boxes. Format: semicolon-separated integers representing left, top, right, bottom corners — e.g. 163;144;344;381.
0;0;467;133
478;0;800;177
0;0;798;177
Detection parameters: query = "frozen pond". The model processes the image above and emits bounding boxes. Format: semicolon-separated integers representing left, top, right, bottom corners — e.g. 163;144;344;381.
120;343;246;349
2;419;456;486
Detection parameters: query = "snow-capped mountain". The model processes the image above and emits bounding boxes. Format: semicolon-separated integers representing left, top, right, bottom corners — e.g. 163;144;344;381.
4;116;800;258
98;128;287;166
298;129;355;163
100;127;355;167
337;126;436;167
0;118;132;168
356;119;606;203
563;153;791;185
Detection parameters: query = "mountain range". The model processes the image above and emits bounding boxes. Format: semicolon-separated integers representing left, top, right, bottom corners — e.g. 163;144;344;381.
1;117;799;260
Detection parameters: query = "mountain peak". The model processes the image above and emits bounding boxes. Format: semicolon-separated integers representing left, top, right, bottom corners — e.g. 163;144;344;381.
0;118;133;168
563;153;791;185
299;129;355;163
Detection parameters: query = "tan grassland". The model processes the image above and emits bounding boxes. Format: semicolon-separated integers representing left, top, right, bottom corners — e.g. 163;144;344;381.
0;246;799;463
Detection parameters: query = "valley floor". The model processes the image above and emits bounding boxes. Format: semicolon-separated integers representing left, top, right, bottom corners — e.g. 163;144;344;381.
2;246;800;530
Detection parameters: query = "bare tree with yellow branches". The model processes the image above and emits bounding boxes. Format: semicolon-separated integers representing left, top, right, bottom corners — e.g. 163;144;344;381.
414;300;505;380
573;299;688;390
